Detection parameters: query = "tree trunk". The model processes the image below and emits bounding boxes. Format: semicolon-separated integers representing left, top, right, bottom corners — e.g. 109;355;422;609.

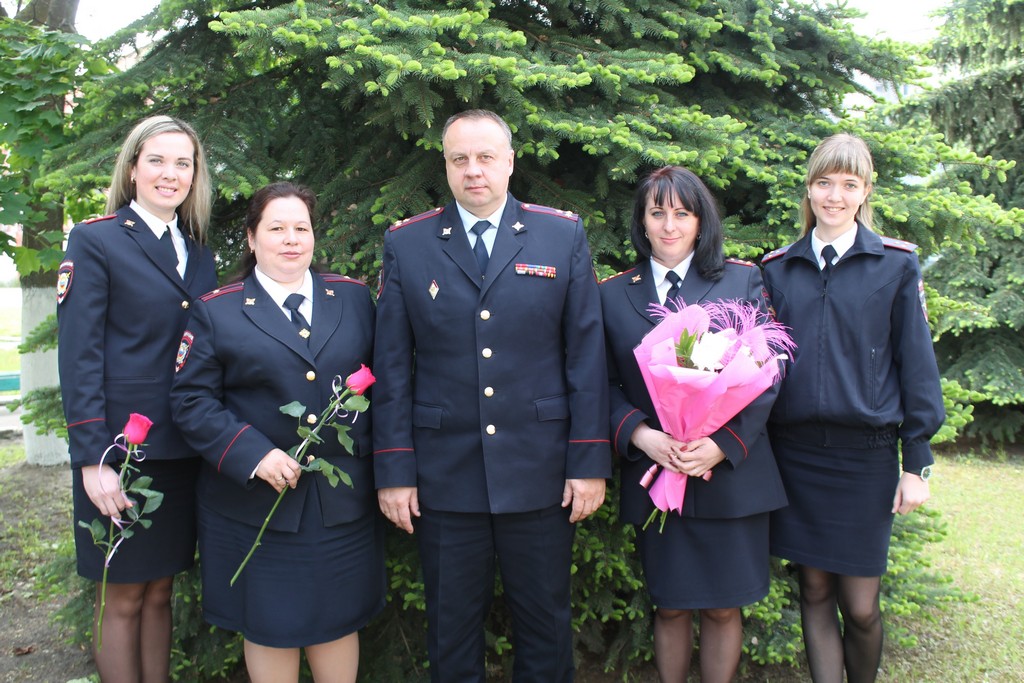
14;0;50;24
16;0;81;465
46;0;79;32
14;0;81;32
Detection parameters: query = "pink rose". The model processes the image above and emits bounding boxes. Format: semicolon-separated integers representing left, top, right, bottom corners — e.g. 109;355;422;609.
123;413;153;446
345;364;376;396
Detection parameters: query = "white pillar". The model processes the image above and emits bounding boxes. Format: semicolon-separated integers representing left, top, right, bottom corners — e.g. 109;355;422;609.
22;285;69;465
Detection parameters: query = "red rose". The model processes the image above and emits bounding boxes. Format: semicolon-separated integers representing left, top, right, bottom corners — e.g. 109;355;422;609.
345;364;376;396
123;413;153;446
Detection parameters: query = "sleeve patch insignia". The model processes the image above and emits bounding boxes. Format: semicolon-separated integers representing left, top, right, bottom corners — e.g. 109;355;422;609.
56;261;74;304
175;331;194;373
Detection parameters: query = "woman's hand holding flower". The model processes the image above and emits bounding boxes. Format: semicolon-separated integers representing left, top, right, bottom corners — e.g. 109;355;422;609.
631;423;686;473
677;437;726;479
256;448;302;493
82;463;133;519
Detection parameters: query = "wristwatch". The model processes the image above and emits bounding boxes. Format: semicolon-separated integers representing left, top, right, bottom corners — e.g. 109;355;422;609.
906;465;933;481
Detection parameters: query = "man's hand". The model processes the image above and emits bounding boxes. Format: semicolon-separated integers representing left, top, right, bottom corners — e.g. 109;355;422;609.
379;486;421;533
561;478;606;523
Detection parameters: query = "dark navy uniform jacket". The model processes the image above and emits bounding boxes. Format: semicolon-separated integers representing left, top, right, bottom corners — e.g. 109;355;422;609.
600;259;787;525
170;272;376;532
761;224;945;472
372;195;612;514
57;205;217;468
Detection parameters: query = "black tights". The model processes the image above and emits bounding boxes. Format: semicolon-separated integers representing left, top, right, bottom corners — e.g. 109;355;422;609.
652;606;742;683
93;577;174;683
799;566;883;683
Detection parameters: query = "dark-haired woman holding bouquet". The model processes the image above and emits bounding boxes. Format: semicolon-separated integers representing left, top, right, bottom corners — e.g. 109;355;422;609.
599;166;787;682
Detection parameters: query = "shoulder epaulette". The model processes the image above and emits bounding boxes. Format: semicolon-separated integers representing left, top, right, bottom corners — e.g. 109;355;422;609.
599;267;638;284
725;258;755;267
761;244;793;263
521;203;579;222
199;283;244;302
82;214;116;225
880;236;918;253
322;274;367;287
389;207;443;232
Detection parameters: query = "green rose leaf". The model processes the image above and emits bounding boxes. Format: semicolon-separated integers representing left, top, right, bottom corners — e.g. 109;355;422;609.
280;400;307;418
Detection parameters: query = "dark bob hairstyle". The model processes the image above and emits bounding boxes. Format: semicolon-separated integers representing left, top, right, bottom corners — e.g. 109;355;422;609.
629;166;725;282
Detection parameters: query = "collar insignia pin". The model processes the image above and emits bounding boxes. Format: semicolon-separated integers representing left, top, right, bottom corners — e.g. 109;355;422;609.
325;289;334;297
124;219;135;227
300;329;311;339
442;227;452;236
245;297;256;306
512;222;524;231
631;274;642;283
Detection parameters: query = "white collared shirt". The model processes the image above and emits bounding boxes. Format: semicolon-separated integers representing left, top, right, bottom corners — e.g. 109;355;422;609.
811;224;857;270
130;199;187;277
456;199;507;257
254;267;314;325
650;254;695;305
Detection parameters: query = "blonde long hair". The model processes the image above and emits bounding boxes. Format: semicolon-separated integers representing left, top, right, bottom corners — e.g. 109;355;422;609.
106;116;213;244
800;133;874;237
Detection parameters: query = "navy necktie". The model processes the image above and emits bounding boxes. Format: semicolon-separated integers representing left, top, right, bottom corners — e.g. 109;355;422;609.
665;270;683;303
821;244;838;280
471;221;491;275
283;293;311;344
159;228;180;276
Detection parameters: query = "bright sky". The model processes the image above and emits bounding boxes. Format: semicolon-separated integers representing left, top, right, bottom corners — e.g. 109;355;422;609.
74;0;160;40
849;0;947;43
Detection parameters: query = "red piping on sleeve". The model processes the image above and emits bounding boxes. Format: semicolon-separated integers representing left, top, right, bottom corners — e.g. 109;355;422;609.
613;409;640;455
68;417;105;428
373;447;414;455
218;425;251;472
721;425;747;459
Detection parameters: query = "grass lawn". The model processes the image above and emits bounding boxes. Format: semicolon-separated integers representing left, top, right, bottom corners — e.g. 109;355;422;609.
0;286;21;376
0;348;19;373
0;443;70;587
0;445;1021;681
0;286;20;375
878;453;1024;682
0;287;20;339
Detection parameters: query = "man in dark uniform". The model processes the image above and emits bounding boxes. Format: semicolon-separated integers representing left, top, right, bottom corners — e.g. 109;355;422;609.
373;109;611;682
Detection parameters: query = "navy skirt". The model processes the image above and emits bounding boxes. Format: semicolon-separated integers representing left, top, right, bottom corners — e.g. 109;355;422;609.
770;437;899;576
636;511;771;610
197;482;386;648
73;457;200;582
